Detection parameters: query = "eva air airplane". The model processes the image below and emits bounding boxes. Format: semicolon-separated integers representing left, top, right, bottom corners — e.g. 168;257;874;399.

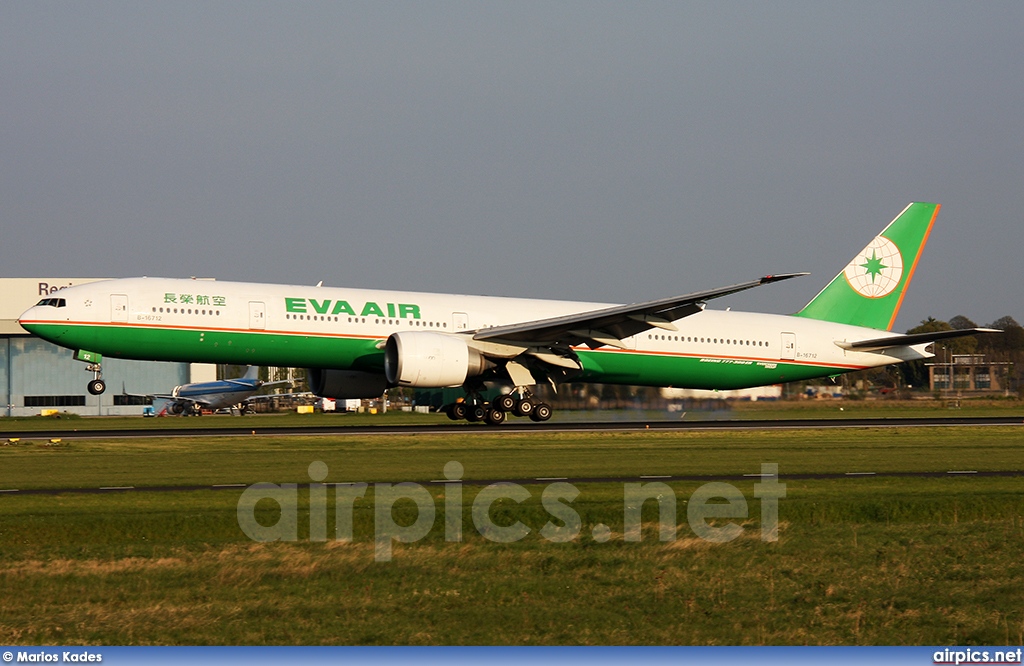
19;202;995;424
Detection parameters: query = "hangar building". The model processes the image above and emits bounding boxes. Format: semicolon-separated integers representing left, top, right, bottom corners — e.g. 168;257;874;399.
1;278;214;417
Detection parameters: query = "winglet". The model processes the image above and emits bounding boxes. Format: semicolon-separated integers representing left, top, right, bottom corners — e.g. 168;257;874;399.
760;272;810;285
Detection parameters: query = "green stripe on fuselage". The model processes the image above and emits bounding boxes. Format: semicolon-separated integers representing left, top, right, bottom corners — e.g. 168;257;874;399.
26;323;385;372
27;322;844;389
575;349;837;390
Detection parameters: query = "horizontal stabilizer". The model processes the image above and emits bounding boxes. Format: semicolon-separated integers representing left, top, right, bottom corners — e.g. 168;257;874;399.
836;328;1000;352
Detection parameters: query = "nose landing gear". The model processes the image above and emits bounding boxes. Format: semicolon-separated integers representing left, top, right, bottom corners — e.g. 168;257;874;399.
75;350;107;395
86;363;106;395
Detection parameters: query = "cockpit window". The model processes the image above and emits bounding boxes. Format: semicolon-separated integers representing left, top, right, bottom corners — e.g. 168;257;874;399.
35;298;66;308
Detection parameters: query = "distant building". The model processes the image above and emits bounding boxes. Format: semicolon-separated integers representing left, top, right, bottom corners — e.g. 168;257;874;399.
926;354;1012;394
1;278;214;416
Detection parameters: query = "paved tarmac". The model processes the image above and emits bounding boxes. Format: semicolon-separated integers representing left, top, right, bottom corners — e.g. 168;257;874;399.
2;414;1022;440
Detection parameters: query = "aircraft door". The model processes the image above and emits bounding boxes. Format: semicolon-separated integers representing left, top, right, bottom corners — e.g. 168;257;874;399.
111;294;129;323
249;302;266;330
780;332;796;360
452;312;469;331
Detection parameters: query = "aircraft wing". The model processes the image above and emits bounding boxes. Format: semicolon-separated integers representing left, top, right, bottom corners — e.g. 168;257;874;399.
472;273;807;349
122;389;213;407
120;386;178;402
836;328;1001;352
166;395;215;407
242;391;312;403
223;379;292;389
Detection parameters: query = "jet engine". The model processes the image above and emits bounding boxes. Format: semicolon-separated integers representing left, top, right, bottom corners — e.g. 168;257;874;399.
306;368;388;399
384;332;492;388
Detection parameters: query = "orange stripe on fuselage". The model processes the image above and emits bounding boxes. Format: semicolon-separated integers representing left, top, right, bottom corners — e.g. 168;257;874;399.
23;319;871;372
17;319;388;342
579;346;869;371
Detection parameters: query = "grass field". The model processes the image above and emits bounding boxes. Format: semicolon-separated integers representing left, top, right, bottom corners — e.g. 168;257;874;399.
1;422;1023;645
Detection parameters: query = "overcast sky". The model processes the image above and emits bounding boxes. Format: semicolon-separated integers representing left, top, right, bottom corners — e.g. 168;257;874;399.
1;2;1021;331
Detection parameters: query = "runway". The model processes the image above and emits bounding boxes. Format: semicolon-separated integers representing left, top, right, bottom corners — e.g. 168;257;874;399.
3;415;1020;496
2;468;1022;496
1;415;1022;440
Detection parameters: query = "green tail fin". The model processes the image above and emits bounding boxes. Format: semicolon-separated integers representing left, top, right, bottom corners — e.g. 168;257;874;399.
794;202;939;331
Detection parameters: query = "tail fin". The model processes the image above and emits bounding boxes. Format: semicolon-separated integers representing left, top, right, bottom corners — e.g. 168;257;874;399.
241;366;259;380
794;202;939;331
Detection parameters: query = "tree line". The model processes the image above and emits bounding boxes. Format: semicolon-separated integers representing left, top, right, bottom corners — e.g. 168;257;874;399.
899;315;1023;391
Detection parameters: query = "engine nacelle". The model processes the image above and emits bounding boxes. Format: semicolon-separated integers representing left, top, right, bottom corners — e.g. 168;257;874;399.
306;368;388;399
384;331;491;388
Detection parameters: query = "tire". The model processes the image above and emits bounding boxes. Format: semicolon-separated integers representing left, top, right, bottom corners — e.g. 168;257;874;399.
513;398;534;417
484;408;507;426
87;379;106;395
530;403;553;422
445;404;461;421
466;405;487;422
451;403;468;420
493;394;516;412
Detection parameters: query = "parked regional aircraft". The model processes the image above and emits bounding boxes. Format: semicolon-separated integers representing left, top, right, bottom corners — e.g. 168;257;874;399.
123;366;292;415
19;203;997;425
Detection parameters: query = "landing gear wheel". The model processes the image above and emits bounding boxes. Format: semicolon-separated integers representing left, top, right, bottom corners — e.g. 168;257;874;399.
513;398;534;418
87;379;106;395
450;403;468;420
484;407;507;426
445;404;461;421
493;394;516;412
466;405;487;422
530;403;553;422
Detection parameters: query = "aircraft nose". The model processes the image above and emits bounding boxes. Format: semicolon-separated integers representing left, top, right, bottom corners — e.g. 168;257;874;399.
18;306;65;340
17;306;38;330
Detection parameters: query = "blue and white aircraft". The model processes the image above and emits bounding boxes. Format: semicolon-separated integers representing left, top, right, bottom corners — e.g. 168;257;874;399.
128;366;292;415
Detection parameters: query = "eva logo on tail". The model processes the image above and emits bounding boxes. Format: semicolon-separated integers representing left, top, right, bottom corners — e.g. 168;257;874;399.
843;235;904;298
795;202;937;331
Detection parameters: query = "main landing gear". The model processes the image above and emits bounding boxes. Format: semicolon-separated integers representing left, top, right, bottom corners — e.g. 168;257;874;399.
444;389;553;426
170;402;202;416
